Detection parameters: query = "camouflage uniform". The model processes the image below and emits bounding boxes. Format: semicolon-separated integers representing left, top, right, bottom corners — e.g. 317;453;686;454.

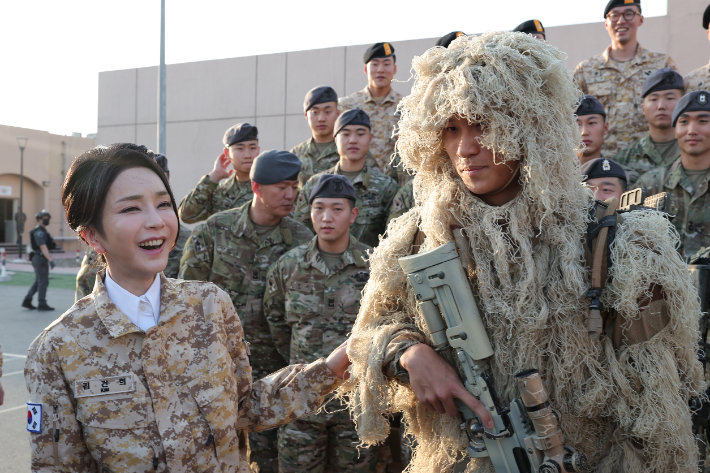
573;45;678;157
338;87;402;172
75;224;191;301
178;203;313;472
685;61;710;93
387;180;414;225
613;132;680;187
25;271;340;472
634;157;710;259
294;163;398;248
178;174;253;224
264;235;377;473
291;137;382;188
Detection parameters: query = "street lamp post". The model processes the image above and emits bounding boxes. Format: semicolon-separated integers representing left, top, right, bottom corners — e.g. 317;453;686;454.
16;137;28;259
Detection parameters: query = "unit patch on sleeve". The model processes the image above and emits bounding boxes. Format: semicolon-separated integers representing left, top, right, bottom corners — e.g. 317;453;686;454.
27;402;42;433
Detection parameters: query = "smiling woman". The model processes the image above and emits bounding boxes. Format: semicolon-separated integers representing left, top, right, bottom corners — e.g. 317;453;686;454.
23;143;351;472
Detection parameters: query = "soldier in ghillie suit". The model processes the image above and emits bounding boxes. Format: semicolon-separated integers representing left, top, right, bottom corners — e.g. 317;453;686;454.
337;32;704;472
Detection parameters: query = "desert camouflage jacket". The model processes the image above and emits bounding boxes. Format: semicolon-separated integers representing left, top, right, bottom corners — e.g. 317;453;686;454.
291;137;382;188
613;132;680;186
25;272;340;472
178;204;313;378
338;87;402;172
264;235;370;365
685;61;710;93
634;157;710;259
178;174;253;224
294;163;398;248
573;44;677;157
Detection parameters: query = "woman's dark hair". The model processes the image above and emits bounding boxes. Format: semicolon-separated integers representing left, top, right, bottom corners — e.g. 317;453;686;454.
62;143;180;247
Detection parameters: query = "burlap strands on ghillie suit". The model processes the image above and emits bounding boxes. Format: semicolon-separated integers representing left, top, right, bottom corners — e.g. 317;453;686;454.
336;31;705;472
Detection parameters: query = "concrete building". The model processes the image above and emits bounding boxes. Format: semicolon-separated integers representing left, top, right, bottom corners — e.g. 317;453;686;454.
0;125;95;252
97;0;709;209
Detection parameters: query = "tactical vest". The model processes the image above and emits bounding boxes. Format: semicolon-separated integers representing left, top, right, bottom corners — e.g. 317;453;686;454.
30;225;56;252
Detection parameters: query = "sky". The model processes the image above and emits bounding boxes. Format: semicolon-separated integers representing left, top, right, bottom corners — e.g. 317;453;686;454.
0;0;668;137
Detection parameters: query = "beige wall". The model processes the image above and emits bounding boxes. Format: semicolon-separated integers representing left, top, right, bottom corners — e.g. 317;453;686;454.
97;0;708;212
0;124;95;248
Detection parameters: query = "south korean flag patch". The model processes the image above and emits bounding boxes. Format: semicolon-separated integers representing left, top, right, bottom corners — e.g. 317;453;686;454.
27;402;42;433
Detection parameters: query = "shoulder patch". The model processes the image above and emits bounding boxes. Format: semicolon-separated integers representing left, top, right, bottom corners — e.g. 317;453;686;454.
351;271;370;283
27;403;42;433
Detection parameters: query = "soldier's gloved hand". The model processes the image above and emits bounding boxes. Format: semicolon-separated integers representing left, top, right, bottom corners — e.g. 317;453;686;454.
208;149;235;183
49;261;56;269
400;343;494;428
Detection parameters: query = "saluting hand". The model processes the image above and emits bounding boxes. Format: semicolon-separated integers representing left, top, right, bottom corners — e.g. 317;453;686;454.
209;149;234;183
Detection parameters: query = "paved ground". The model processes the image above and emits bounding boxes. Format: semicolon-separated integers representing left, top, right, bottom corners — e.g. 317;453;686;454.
0;284;76;472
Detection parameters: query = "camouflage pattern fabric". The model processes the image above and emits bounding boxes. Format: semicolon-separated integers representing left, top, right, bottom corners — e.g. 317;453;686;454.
685;61;710;93
633;157;710;259
75;247;101;301
338;87;402;173
613;132;680;187
291;137;382;188
163;224;192;279
264;235;375;472
178;203;313;473
294;163;398;248
25;272;341;472
387;180;414;225
573;45;678;157
178;174;253;224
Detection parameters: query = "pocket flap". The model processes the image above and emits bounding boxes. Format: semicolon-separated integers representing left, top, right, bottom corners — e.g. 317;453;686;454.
287;281;313;293
76;394;152;429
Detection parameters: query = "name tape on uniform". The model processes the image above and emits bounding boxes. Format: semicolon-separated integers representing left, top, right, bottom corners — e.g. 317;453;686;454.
27;403;42;433
74;374;134;398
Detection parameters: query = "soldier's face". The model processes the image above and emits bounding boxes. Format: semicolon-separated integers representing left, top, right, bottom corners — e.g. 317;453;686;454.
365;58;396;90
585;177;625;205
443;116;522;206
605;6;643;45
84;167;178;283
642;90;682;129
306;103;339;139
311;197;358;243
228;140;260;175
530;33;545;41
676;111;710;157
336;125;372;163
254;180;300;218
576;114;608;158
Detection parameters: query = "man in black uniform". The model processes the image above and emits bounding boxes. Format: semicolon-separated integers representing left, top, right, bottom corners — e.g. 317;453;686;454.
22;210;56;311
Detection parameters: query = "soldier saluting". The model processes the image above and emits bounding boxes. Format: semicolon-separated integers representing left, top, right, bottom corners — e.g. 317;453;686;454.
22;210;56;311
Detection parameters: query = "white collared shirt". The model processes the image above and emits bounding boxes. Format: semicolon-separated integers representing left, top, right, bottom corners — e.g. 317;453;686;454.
105;272;161;332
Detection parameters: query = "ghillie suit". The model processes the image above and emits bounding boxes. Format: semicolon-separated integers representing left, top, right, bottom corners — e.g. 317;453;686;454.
337;31;705;472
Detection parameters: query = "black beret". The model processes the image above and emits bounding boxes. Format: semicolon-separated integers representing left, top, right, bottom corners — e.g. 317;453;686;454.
581;158;627;183
703;3;710;29
154;153;169;173
363;42;395;64
642;68;684;98
308;174;357;204
303;86;338;112
249;150;301;185
513;20;545;36
222;123;258;147
604;0;641;18
436;31;465;48
334;109;371;137
672;90;710;127
575;95;606;117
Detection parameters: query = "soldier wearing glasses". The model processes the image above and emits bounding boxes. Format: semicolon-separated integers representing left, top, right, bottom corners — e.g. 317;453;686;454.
574;0;678;158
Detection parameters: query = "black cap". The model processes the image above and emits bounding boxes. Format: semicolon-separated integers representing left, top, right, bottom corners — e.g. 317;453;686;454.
35;209;51;219
604;0;641;18
581;158;627;183
436;31;465;48
513;20;545;37
575;95;606;117
303;86;338;112
641;67;684;98
334;109;371;137
249;150;301;185
703;4;710;29
672;90;710;127
154;153;169;173
222;123;258;147
308;174;357;204
363;42;395;64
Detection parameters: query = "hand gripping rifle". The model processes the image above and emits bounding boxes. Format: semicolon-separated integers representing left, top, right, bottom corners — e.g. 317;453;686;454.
398;235;587;473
